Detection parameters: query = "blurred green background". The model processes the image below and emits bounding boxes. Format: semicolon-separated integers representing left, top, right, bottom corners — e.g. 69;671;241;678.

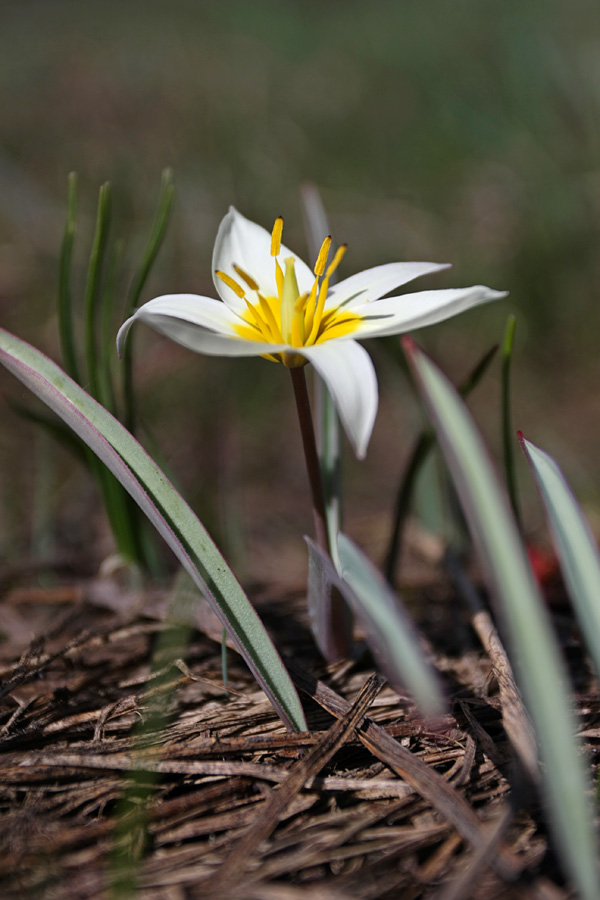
1;0;599;577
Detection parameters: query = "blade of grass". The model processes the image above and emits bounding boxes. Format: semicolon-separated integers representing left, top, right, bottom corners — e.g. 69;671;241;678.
403;337;599;900
126;168;175;315
501;314;522;528
385;343;498;584
306;535;446;718
56;177;144;565
83;182;111;398
0;327;306;733
57;172;80;384
98;239;123;416
123;168;175;435
520;434;600;683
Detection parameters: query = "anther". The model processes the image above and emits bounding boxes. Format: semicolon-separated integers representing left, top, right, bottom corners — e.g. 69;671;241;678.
313;235;332;277
233;264;259;292
215;270;246;298
326;243;347;278
270;216;283;257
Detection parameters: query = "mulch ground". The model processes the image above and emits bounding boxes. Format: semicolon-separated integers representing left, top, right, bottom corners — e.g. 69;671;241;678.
0;559;598;900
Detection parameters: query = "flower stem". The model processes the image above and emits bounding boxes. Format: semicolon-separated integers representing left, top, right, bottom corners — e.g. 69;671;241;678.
290;366;330;555
290;366;352;660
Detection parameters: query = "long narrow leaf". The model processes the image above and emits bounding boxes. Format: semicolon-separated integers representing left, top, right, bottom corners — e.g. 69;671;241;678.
98;239;122;415
520;435;600;683
126;168;175;315
501;314;522;528
83;182;111;398
385;343;498;584
57;172;80;384
306;536;446;718
123;168;175;435
403;337;599;900
0;328;306;733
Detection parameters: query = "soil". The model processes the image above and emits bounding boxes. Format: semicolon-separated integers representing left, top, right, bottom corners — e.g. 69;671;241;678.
0;555;598;900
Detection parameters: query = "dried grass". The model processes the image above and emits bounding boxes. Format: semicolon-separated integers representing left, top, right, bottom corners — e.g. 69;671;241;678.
0;569;596;899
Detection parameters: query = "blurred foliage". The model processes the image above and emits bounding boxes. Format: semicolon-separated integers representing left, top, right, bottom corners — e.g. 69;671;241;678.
0;0;599;562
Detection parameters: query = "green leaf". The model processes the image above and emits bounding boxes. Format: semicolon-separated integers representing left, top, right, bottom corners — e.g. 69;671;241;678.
501;313;522;528
521;435;600;683
123;167;175;435
385;342;498;584
308;534;446;718
57;172;80;384
0;327;306;733
83;182;112;399
403;337;599;900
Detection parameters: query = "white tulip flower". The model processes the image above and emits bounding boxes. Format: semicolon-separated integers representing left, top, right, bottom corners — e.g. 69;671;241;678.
118;207;505;458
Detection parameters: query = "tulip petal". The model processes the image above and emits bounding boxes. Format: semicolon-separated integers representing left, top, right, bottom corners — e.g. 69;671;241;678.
299;340;377;460
131;293;241;332
130;315;286;358
352;286;506;338
212;207;314;308
326;262;451;311
117;294;287;358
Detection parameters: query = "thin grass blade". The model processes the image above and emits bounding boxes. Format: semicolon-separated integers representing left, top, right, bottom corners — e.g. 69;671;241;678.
520;434;600;683
123;168;175;435
403;337;599;900
97;240;122;415
306;536;446;718
385;343;498;584
0;327;306;733
126;168;175;315
83;182;111;398
501;313;522;528
57;172;80;384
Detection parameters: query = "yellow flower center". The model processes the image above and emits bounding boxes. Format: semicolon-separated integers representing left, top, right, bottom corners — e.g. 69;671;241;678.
216;218;361;367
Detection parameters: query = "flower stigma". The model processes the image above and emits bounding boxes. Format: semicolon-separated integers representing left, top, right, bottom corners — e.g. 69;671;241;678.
216;218;359;367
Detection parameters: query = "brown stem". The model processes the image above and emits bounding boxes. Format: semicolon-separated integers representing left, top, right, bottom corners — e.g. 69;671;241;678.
290;366;330;554
290;366;352;661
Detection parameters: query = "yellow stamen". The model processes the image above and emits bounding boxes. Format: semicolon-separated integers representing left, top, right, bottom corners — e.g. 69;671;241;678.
215;270;246;299
258;294;284;342
243;300;271;340
326;243;347;278
313;235;331;277
233;264;259;292
306;275;331;345
291;314;303;347
316;315;360;342
303;280;319;337
295;292;308;314
270;216;283;256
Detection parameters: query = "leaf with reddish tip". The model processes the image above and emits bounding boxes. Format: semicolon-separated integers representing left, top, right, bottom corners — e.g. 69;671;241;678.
520;434;600;683
403;336;599;900
0;327;306;733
